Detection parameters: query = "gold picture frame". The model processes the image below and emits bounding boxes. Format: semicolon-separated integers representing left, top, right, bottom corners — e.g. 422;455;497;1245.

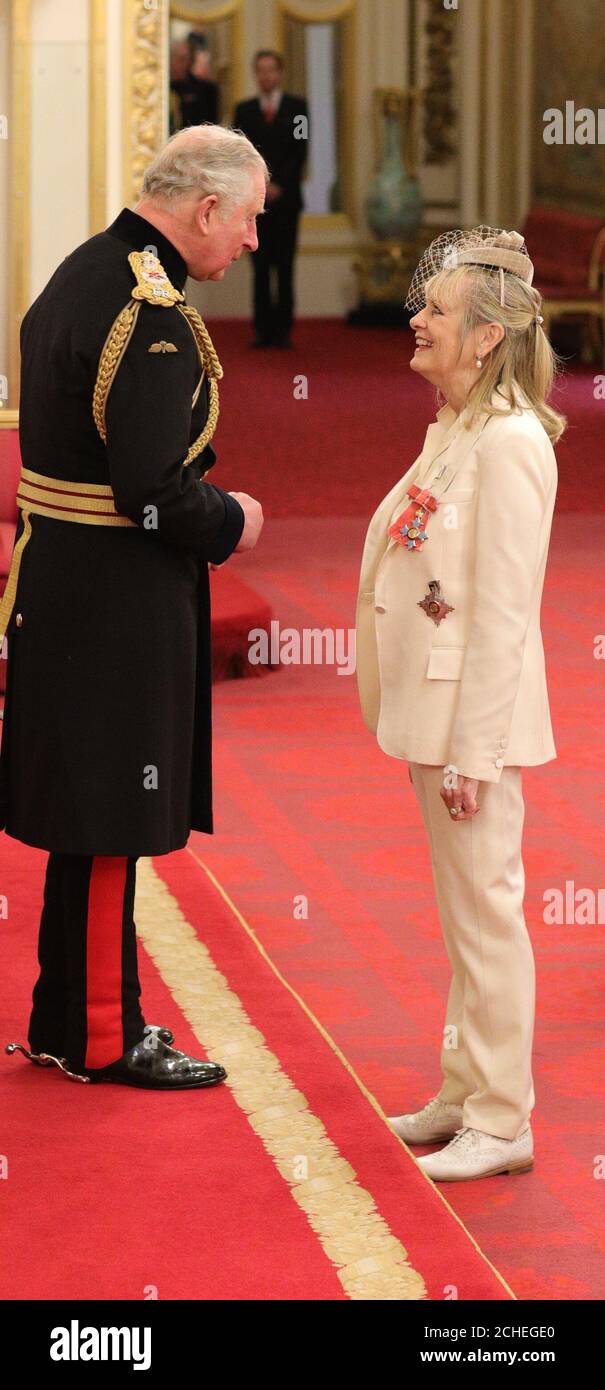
169;0;244;131
122;0;245;209
275;0;357;235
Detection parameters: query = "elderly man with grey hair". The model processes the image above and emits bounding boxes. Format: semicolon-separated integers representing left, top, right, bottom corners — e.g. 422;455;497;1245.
2;125;267;1092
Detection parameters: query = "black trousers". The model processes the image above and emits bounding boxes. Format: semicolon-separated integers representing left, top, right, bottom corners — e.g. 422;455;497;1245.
252;206;300;343
29;854;146;1072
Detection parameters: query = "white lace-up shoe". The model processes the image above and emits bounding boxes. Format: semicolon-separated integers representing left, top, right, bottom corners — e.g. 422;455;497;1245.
388;1096;464;1144
418;1125;534;1181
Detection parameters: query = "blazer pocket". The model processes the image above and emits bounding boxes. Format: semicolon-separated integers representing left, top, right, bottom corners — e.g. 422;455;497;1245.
426;645;466;680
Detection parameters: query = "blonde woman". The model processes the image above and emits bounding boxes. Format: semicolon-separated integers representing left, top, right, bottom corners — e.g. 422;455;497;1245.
356;228;565;1181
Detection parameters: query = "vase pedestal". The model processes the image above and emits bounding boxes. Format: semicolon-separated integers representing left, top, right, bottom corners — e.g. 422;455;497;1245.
349;228;450;327
348;239;418;326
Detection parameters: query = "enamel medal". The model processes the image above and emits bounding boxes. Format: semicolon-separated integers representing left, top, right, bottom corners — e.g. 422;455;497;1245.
387;485;439;551
387;462;455;622
418;580;453;626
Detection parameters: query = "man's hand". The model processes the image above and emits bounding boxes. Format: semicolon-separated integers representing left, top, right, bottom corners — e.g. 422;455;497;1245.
229;492;264;552
440;773;481;821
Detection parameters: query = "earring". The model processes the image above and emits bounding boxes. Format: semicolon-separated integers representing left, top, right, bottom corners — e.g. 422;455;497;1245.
475;355;483;368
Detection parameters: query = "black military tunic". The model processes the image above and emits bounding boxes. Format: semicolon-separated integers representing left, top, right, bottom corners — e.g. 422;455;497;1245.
0;208;244;856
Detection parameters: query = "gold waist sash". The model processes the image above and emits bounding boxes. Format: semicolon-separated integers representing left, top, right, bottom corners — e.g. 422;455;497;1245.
0;467;135;643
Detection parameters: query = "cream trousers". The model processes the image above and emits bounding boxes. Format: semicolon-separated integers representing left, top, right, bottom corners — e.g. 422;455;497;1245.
408;763;535;1140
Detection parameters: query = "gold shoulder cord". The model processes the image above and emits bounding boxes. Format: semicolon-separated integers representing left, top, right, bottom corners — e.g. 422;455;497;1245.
92;250;223;467
176;302;223;465
92;302;142;444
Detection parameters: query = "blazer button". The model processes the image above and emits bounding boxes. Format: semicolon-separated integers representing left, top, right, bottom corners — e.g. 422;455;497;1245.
15;613;23;627
375;603;386;613
494;756;504;767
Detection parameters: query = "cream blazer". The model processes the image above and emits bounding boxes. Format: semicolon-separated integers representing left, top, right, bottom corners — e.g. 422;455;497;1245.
355;388;558;783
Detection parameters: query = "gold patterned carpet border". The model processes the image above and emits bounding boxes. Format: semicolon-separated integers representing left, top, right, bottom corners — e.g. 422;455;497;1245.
135;857;428;1301
186;847;517;1303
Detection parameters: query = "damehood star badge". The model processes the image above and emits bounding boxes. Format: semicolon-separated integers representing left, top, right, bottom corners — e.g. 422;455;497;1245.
418;579;454;626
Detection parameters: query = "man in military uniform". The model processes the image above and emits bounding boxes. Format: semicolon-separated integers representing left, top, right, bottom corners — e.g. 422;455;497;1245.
0;125;267;1089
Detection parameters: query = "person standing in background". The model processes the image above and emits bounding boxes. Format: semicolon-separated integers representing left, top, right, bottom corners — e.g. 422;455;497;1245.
169;35;219;134
186;32;220;126
234;51;308;348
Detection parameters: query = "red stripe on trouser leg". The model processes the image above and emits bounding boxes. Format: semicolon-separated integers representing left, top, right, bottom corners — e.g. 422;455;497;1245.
85;856;128;1069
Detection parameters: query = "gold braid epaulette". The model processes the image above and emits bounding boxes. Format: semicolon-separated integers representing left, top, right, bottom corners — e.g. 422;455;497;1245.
92;250;223;464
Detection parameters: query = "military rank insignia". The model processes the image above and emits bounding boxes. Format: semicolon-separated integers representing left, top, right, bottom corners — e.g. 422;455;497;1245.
418;580;454;626
128;250;185;307
148;341;179;353
387;485;439;551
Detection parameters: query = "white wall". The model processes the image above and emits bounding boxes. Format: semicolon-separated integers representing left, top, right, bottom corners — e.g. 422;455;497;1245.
30;0;89;299
106;0;122;221
0;1;11;396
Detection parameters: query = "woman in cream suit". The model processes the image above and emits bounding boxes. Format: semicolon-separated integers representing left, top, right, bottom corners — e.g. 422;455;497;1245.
356;228;565;1181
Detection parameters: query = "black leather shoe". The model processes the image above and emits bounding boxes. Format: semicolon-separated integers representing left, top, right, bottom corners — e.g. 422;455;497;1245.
84;1036;227;1089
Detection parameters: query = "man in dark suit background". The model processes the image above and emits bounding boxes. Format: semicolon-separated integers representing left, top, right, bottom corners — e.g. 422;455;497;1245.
170;34;219;134
234;51;308;347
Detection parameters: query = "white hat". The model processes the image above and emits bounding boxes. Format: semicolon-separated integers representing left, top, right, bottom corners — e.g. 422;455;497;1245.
406;226;534;315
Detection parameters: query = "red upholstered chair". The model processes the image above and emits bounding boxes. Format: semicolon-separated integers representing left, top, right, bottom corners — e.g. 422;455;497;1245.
0;427;21;693
523;208;605;363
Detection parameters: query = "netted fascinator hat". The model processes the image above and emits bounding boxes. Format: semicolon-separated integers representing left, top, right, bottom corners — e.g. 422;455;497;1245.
405;226;535;315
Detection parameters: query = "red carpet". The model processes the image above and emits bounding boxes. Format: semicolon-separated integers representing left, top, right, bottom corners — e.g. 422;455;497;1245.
207;319;602;517
0;834;512;1301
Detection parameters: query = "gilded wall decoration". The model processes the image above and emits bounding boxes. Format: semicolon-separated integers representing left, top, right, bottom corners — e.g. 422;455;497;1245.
533;0;605;212
123;0;166;208
422;0;456;166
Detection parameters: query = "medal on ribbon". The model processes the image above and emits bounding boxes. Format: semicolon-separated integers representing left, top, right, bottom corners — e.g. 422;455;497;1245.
387;485;439;551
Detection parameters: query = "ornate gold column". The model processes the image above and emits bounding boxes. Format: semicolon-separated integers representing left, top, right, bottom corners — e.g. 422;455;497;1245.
122;0;168;209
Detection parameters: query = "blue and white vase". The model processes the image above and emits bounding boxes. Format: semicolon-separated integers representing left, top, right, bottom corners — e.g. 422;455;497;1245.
366;105;423;240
